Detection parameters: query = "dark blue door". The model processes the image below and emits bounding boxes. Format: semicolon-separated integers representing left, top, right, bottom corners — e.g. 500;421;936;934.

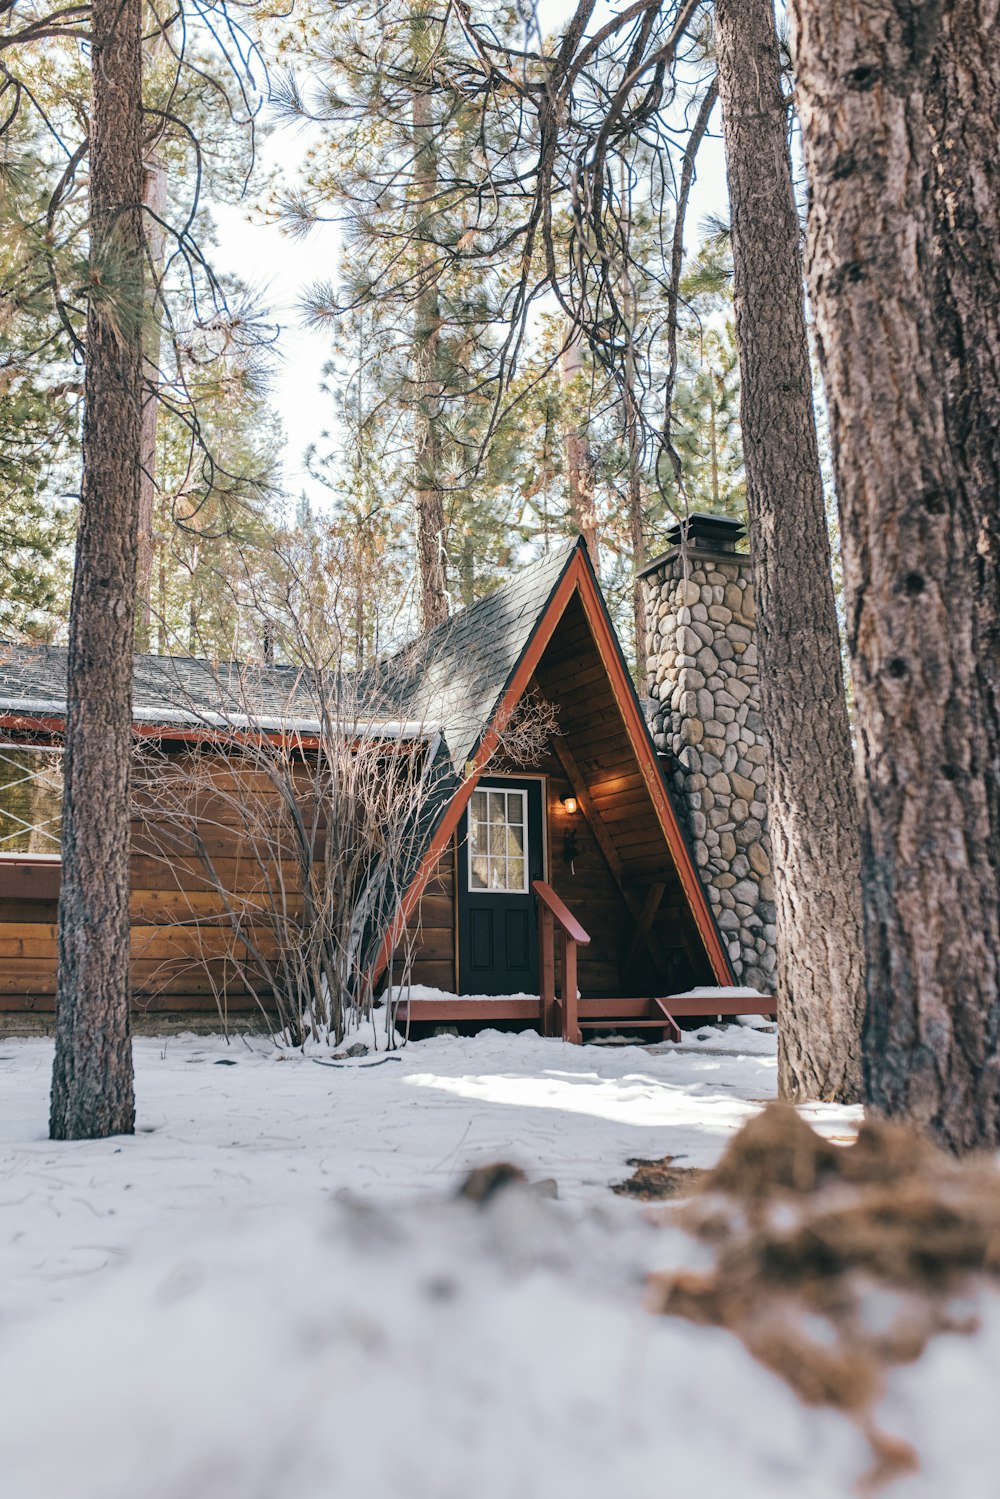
457;777;544;996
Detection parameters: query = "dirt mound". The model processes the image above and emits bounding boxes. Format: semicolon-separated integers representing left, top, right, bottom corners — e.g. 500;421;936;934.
649;1103;1000;1489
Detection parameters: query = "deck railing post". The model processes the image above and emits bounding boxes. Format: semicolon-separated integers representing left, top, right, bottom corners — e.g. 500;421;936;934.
562;932;580;1043
531;880;589;1044
539;899;556;1036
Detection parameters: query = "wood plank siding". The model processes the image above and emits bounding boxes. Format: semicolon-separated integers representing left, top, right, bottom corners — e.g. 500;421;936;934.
526;590;712;996
0;748;318;1019
389;841;458;995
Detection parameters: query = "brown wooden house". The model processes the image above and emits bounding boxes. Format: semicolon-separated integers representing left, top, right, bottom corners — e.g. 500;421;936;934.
0;540;773;1038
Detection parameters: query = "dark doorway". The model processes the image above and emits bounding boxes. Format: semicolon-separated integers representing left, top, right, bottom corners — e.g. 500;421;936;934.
457;776;545;995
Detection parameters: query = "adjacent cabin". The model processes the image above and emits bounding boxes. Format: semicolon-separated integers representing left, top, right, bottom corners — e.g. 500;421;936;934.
0;520;776;1037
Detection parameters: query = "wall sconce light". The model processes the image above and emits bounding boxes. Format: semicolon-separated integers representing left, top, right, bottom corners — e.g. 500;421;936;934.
561;794;578;815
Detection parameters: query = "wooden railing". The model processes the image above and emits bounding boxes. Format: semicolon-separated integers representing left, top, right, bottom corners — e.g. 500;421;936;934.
532;879;590;1043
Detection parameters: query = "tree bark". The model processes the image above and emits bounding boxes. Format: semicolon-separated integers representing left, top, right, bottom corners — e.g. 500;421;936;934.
789;0;1000;1146
136;155;167;652
624;385;645;674
560;328;599;561
715;0;865;1102
412;82;449;632
619;204;646;674
50;0;142;1139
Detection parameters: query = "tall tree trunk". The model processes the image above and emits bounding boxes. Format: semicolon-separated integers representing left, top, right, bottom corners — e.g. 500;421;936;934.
789;0;1000;1146
156;490;168;654
715;0;865;1102
136;155;167;652
624;390;645;675
560;328;599;561
412;81;448;631
620;203;646;674
50;0;143;1139
707;370;720;509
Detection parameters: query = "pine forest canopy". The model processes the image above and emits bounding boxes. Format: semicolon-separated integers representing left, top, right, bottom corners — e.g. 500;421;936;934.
1;0;747;666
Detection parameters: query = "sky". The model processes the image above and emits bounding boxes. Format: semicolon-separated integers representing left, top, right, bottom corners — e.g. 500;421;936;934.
209;6;731;517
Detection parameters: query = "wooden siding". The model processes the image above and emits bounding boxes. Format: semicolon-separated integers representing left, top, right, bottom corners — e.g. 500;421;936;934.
529;593;713;994
389;840;457;995
0;750;316;1017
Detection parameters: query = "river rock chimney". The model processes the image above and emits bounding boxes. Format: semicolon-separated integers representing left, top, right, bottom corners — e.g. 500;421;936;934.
639;513;776;993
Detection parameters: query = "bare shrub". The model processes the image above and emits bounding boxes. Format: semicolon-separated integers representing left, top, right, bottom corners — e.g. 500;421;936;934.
133;688;440;1047
131;551;558;1046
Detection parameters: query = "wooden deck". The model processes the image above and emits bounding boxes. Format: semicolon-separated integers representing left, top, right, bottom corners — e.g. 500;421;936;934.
391;881;775;1044
389;988;775;1042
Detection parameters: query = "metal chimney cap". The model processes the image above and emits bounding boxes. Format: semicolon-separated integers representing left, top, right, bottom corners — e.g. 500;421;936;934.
664;512;747;550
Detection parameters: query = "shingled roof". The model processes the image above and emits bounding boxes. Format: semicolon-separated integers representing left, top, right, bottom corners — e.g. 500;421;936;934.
0;540;580;766
0;644;319;724
365;539;578;772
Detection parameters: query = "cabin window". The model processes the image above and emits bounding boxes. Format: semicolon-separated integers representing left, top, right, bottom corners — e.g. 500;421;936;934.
0;746;64;855
468;786;529;893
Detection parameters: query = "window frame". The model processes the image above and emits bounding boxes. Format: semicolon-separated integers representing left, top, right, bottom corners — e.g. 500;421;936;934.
466;785;531;895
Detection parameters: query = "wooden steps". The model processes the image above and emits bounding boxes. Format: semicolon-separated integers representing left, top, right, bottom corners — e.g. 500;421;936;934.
578;997;682;1043
665;992;776;1018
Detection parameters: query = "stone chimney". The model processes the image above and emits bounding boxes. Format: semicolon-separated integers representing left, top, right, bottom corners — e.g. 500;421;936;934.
639;514;776;993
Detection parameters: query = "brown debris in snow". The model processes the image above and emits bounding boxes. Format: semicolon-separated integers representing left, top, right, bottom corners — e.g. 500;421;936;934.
649;1103;1000;1489
458;1162;528;1203
612;1156;706;1201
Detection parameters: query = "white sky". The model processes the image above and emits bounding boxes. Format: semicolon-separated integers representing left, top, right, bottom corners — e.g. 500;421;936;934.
209;6;731;516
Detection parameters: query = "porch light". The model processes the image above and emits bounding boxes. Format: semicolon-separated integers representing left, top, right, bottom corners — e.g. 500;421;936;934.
561;795;578;815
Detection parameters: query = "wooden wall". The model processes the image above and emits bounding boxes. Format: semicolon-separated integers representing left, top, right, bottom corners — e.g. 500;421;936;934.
531;594;710;996
389;840;457;995
0;748;310;1019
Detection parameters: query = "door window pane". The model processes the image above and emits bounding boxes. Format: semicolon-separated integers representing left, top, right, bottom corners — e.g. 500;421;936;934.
467;788;529;892
469;789;490;887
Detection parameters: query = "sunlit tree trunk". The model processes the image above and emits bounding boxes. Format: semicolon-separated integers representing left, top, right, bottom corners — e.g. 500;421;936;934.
618;181;646;675
412;72;448;631
715;0;865;1102
136;154;167;651
560;328;598;561
790;0;1000;1145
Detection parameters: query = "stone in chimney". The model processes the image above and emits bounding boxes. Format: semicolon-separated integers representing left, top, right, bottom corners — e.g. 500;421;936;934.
639;513;776;993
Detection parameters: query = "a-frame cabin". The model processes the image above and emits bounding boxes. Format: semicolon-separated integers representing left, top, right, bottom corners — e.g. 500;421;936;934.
377;540;767;1040
0;540;772;1037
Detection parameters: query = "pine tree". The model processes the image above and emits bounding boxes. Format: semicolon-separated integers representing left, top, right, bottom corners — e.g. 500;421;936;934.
790;0;1000;1145
0;129;79;637
715;0;865;1103
50;0;145;1140
283;0;557;617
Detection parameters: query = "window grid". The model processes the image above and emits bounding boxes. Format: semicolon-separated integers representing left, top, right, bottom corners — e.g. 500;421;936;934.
468;787;529;893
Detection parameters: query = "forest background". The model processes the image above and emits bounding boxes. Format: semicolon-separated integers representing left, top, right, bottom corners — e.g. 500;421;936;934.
0;0;764;672
6;0;996;1151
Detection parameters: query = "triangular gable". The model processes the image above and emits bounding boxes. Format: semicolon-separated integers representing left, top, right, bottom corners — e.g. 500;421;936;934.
380;541;734;987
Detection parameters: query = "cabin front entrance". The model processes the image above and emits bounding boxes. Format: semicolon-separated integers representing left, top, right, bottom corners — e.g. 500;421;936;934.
389;560;776;1040
456;776;545;995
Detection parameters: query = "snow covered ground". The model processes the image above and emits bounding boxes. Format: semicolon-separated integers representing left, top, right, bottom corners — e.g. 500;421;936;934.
1;1024;995;1497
